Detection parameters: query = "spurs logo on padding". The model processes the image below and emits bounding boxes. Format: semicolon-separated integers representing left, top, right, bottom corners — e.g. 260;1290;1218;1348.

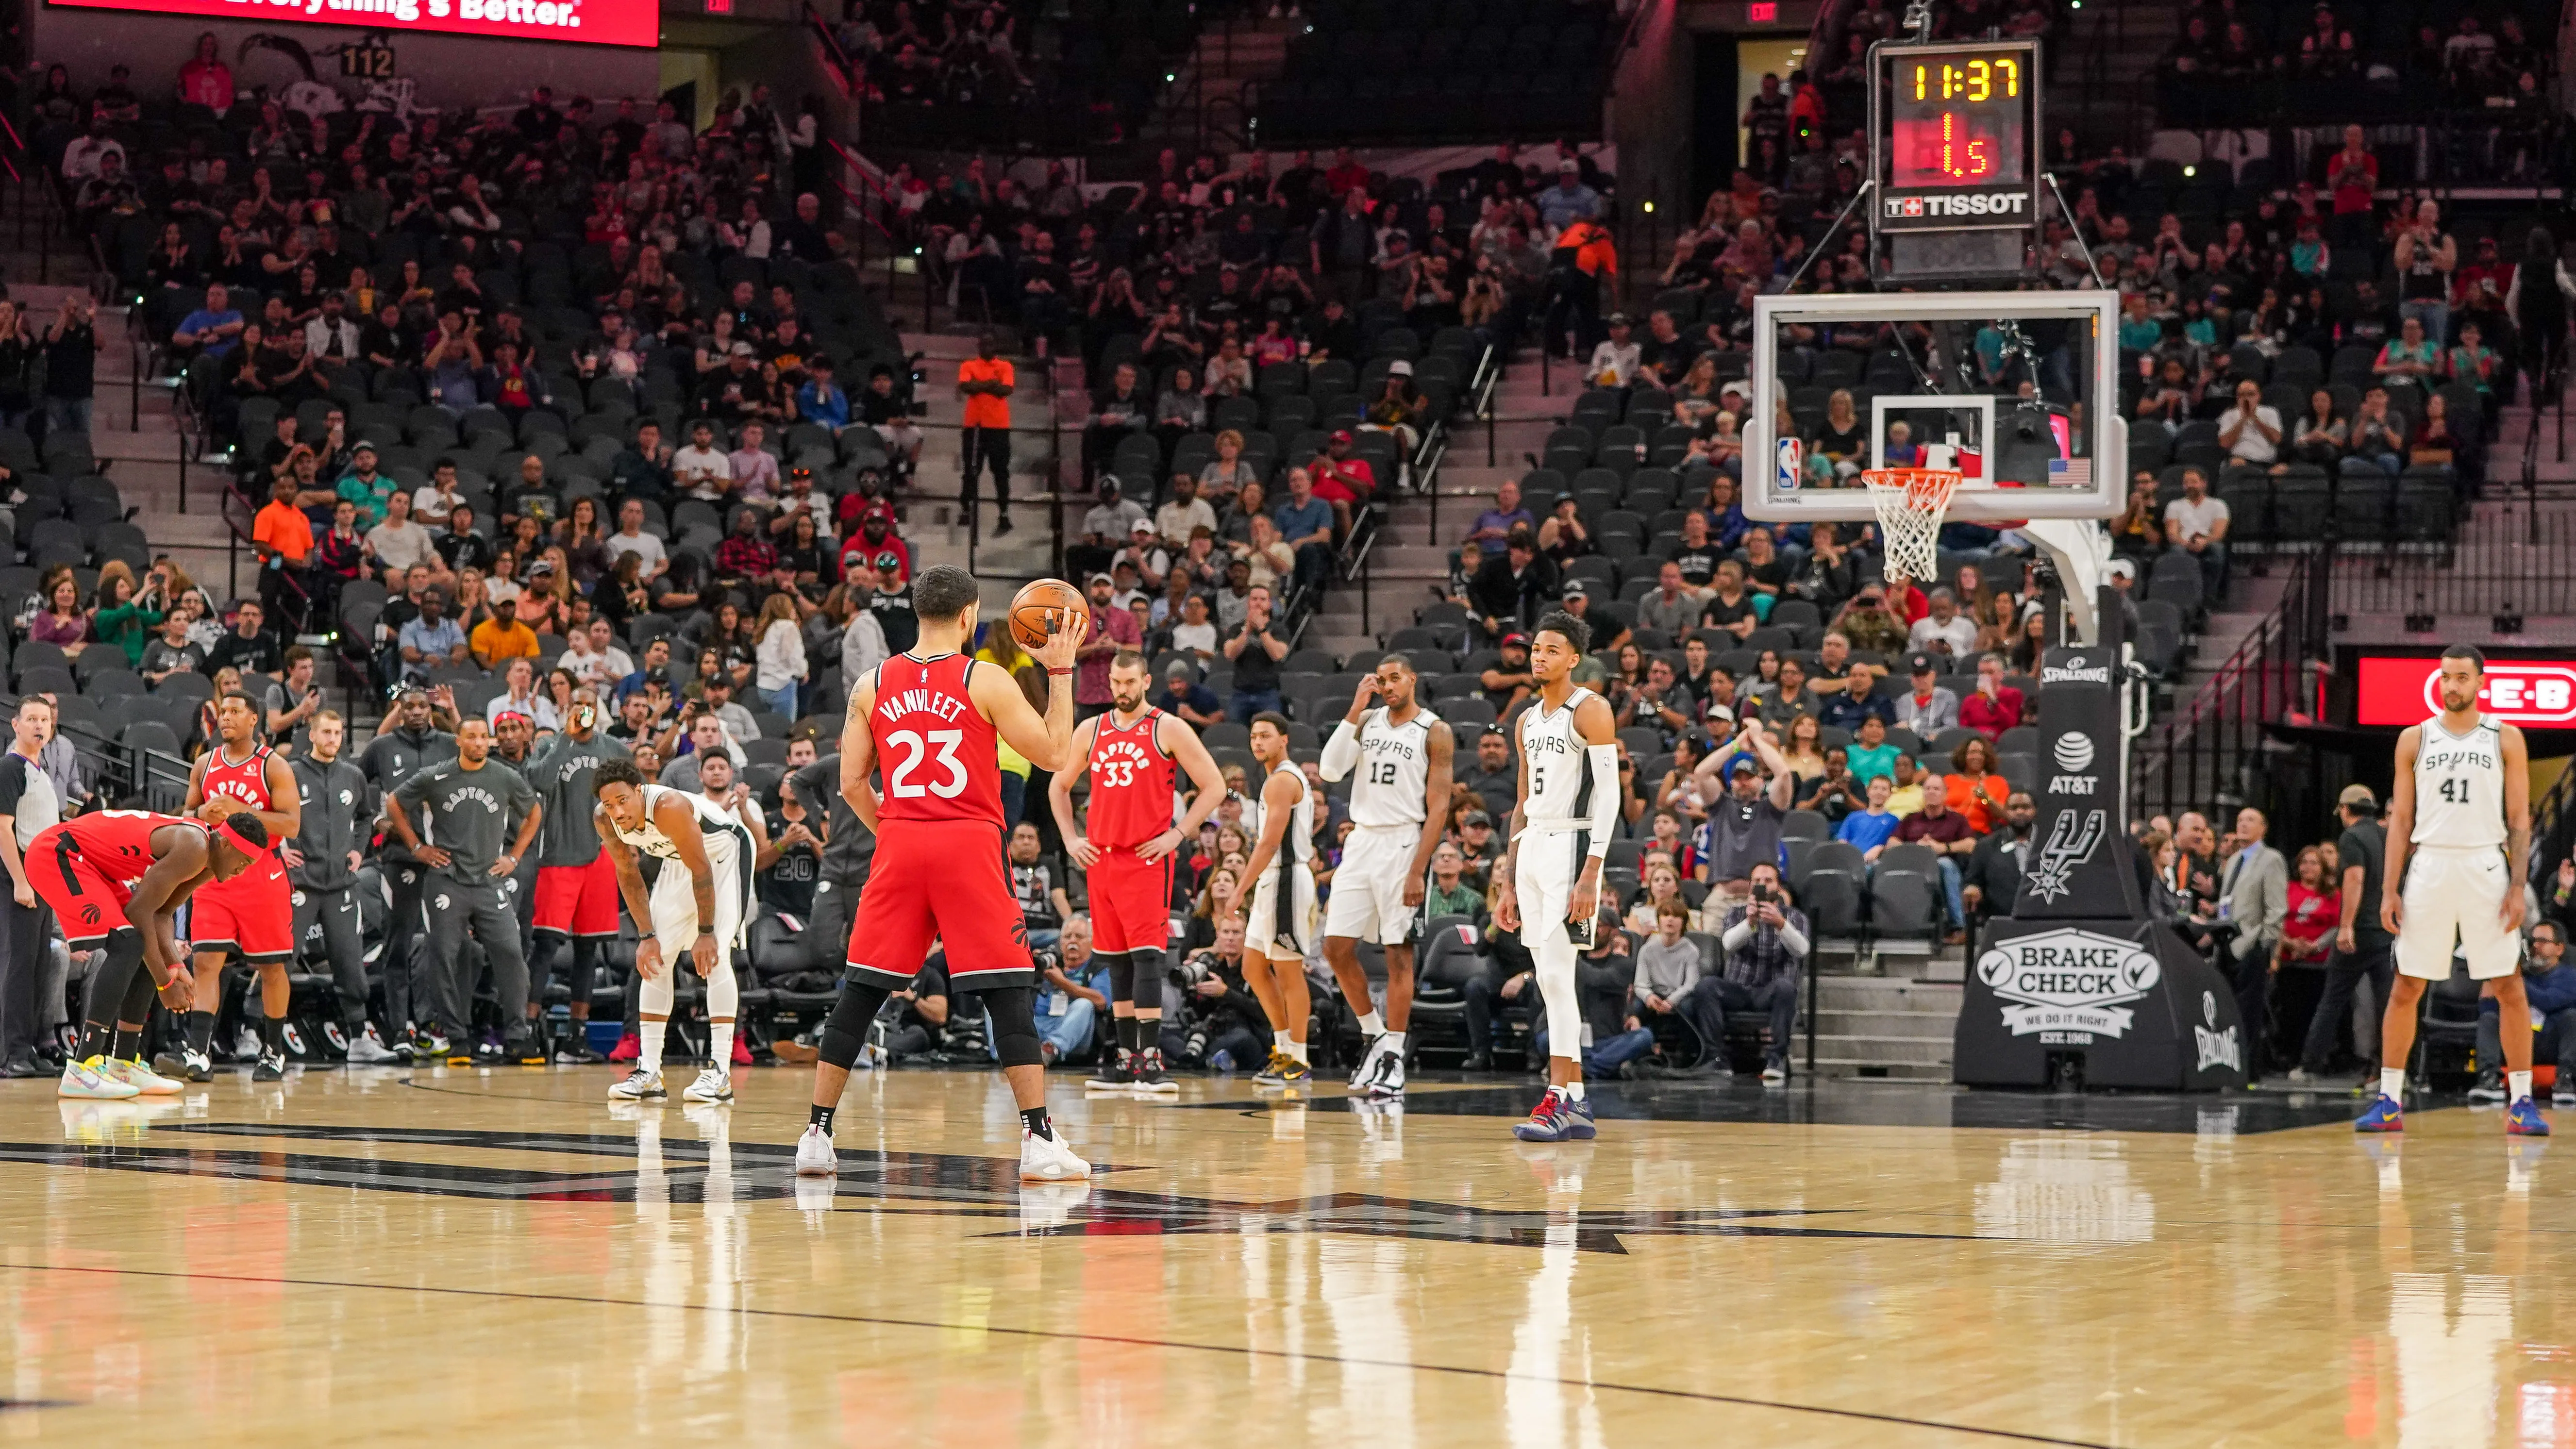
2023;808;2106;904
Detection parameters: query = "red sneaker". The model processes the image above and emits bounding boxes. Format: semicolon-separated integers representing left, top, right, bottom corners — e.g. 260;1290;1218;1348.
732;1033;753;1066
608;1032;640;1064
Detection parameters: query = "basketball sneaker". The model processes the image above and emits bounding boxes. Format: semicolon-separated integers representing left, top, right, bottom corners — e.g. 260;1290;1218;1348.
1354;1049;1406;1099
1087;1050;1137;1092
252;1049;287;1083
607;1032;640;1064
731;1034;753;1066
608;1067;667;1101
793;1124;838;1177
2468;1072;2508;1104
554;1032;606;1066
1018;1128;1092;1183
100;1057;184;1095
681;1067;734;1104
2355;1094;2406;1133
1254;1050;1311;1088
344;1024;402;1066
1512;1088;1597;1142
58;1056;140;1099
1133;1048;1179;1095
2507;1098;2552;1136
152;1046;213;1083
1348;1036;1387;1089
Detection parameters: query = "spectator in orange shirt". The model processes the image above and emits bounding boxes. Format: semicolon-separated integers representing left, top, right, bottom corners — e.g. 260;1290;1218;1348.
956;332;1017;535
251;473;314;632
467;594;540;670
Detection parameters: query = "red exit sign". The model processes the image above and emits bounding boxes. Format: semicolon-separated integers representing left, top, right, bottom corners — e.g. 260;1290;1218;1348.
1749;1;1778;18
705;0;733;11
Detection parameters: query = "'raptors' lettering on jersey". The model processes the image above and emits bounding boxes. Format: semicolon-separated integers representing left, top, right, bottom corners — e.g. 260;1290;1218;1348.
869;652;1004;827
2412;712;2507;849
200;746;281;857
1086;708;1179;849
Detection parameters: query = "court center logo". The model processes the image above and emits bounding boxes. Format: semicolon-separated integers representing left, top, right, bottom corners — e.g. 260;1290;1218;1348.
2022;807;2106;902
1977;928;2162;1038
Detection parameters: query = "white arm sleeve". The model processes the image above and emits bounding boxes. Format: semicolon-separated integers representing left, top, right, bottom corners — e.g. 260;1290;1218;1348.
1318;718;1363;782
1584;744;1620;856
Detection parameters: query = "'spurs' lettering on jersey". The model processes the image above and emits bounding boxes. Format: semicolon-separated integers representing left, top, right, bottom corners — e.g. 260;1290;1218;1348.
2412;712;2507;849
1347;706;1442;831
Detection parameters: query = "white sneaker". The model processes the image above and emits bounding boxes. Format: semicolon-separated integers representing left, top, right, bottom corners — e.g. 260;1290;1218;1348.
99;1057;184;1095
345;1025;401;1065
794;1123;838;1177
1019;1127;1092;1183
681;1067;734;1104
607;1067;666;1100
1348;1036;1385;1089
1355;1050;1406;1099
232;1026;262;1060
59;1056;140;1099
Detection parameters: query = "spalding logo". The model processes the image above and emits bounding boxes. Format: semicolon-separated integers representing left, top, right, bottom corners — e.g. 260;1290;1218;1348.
2053;732;2095;771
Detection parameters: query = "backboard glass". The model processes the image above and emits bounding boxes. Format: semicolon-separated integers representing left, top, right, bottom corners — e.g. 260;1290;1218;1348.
1742;289;2124;524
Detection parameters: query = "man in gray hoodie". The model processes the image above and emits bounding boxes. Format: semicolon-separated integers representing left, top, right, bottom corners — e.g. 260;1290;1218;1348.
288;710;392;1062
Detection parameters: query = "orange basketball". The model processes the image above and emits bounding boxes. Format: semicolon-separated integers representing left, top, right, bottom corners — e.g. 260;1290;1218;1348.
1007;578;1088;651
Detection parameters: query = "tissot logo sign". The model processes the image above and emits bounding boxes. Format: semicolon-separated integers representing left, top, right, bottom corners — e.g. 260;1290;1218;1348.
45;0;660;48
1884;192;2027;219
1975;927;2161;1038
2354;655;2576;728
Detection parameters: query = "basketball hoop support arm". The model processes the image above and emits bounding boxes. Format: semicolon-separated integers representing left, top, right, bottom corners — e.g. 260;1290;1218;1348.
2041;171;2106;290
2021;517;2108;646
1781;180;1873;296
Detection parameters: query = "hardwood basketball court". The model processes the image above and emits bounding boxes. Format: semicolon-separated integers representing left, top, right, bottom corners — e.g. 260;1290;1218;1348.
0;1065;2557;1446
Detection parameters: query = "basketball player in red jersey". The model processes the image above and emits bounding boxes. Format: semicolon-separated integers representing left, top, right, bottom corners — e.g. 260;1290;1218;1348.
167;691;302;1082
796;565;1092;1183
1047;649;1227;1093
30;809;269;1098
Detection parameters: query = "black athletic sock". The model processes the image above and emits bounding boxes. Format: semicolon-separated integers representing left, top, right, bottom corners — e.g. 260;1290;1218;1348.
1020;1105;1054;1141
809;1103;836;1134
259;1016;284;1054
186;1011;216;1054
1115;1016;1137;1055
111;1025;142;1061
77;1023;112;1060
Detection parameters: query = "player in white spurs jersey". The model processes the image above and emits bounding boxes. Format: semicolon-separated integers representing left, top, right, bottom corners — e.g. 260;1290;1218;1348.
593;760;757;1108
2362;646;2546;1136
1494;610;1620;1143
1237;712;1319;1087
1318;654;1455;1099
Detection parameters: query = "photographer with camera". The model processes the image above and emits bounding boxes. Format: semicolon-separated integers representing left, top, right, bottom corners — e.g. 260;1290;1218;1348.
1710;860;1809;1083
1160;919;1274;1073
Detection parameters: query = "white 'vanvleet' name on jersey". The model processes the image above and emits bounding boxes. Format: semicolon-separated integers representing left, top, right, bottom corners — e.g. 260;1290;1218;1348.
876;687;970;724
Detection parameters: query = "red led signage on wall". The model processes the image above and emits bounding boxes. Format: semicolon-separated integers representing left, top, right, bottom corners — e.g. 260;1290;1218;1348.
2354;655;2576;728
46;0;659;49
1747;2;1777;21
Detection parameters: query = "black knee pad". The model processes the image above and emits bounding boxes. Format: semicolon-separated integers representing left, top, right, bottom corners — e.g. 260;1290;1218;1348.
1101;951;1133;1005
982;984;1042;1067
817;979;892;1070
1126;948;1165;1009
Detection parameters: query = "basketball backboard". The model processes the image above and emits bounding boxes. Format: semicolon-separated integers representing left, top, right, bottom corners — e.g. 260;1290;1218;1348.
1742;289;2124;524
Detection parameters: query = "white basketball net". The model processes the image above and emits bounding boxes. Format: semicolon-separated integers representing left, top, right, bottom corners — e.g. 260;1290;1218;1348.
1862;468;1961;589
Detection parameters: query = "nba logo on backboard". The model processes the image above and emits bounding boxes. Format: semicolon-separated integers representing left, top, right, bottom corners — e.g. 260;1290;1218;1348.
1888;197;1926;219
1775;436;1802;491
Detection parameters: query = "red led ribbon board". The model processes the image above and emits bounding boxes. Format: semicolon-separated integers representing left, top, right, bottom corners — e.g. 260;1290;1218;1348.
2354;655;2576;728
45;0;659;49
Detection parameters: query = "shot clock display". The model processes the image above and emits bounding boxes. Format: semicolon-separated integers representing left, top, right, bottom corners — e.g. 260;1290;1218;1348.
1890;52;2027;187
1872;38;2041;238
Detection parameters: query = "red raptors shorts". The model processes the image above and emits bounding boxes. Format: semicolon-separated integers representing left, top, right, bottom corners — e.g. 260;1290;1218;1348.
846;818;1033;990
534;855;622;938
1089;848;1175;956
30;840;135;947
189;856;294;961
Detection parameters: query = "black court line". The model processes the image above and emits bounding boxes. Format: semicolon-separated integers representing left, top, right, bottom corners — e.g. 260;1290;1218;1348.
0;1262;2123;1449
